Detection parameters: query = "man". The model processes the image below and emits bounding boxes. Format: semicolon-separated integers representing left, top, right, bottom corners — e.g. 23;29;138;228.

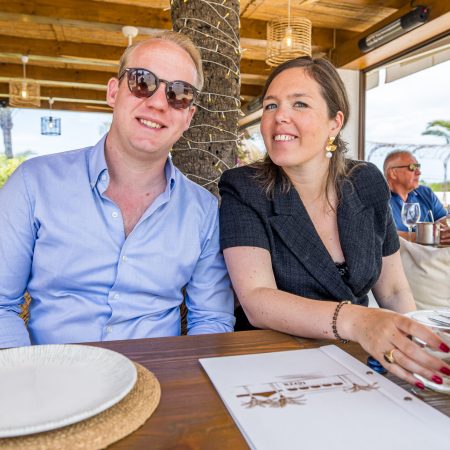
384;150;449;244
0;32;235;348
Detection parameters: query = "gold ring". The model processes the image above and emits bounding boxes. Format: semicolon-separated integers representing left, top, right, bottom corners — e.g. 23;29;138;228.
383;348;396;364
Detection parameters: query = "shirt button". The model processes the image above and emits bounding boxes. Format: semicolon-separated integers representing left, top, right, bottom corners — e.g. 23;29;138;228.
106;326;113;333
112;211;119;218
113;293;120;300
101;174;107;181
122;255;128;262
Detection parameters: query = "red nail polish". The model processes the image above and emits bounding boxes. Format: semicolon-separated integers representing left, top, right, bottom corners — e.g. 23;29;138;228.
439;342;450;353
440;367;450;376
415;381;425;390
431;375;443;384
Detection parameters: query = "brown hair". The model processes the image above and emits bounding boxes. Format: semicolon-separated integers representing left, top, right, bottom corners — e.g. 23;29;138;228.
252;56;352;207
117;31;204;90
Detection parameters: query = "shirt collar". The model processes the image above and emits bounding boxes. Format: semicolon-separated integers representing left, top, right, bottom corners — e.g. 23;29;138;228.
390;189;418;200
88;134;108;190
88;134;176;192
165;156;176;191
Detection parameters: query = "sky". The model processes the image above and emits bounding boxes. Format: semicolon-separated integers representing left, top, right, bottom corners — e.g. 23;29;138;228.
365;60;450;184
366;60;450;145
1;109;112;158
1;60;449;183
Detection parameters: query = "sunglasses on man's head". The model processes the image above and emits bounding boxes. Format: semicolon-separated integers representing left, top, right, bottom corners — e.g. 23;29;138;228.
118;67;198;110
391;163;421;172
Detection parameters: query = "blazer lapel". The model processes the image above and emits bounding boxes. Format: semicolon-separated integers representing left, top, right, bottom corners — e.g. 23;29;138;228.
338;180;376;295
269;185;354;300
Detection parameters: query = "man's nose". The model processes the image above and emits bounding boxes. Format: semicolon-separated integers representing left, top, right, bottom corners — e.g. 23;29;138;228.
144;83;167;109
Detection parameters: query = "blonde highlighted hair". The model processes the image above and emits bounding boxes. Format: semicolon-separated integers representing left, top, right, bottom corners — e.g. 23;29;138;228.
117;31;204;90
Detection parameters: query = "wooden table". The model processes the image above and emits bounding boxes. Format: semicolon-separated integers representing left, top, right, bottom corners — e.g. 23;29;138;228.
91;330;449;449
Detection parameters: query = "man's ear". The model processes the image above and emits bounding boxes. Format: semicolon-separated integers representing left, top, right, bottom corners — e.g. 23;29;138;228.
106;78;119;108
183;105;196;131
388;168;397;181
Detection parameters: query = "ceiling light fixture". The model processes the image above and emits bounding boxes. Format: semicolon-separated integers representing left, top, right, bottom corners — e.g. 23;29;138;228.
9;55;40;108
41;98;61;136
359;5;430;53
266;0;312;67
122;26;139;47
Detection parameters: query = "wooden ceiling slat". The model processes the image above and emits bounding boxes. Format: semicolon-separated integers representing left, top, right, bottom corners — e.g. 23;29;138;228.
0;63;112;85
0;4;347;47
0;54;118;73
0;37;272;77
333;0;450;68
0;0;447;112
0;35;124;62
0;83;107;101
0;0;172;30
240;0;397;32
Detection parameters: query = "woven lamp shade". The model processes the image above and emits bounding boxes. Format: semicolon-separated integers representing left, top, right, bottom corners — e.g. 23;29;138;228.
266;17;312;67
9;80;40;108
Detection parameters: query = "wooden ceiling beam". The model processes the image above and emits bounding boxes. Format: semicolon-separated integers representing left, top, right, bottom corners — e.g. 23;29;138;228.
2;100;111;113
0;38;271;79
0;63;111;86
240;84;263;98
240;59;271;77
0;35;124;63
0;3;354;49
0;83;108;102
0;53;117;73
332;0;450;68
0;0;172;31
0;83;111;112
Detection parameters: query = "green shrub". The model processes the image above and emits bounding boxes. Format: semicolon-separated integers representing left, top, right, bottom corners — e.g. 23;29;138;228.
0;155;26;188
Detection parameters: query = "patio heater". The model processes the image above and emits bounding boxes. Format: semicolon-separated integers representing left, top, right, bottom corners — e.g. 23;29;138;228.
358;5;430;53
41;98;61;136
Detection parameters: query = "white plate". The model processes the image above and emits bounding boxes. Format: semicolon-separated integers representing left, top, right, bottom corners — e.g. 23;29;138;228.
0;344;137;438
405;309;450;394
405;309;450;330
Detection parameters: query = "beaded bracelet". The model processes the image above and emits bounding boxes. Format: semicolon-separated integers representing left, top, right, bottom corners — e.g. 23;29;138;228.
332;300;351;344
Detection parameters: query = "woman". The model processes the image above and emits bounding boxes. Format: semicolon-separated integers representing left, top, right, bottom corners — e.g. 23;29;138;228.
219;57;450;388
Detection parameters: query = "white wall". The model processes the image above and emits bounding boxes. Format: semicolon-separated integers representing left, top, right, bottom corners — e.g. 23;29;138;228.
337;69;360;160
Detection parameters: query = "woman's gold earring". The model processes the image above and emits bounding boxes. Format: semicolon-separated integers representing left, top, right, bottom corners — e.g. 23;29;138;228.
325;136;337;159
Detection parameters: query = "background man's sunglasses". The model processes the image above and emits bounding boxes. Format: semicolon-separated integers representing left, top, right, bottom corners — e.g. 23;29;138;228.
391;163;421;172
118;68;198;110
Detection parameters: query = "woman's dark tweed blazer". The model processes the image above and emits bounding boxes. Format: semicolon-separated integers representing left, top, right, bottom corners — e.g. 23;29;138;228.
219;161;400;306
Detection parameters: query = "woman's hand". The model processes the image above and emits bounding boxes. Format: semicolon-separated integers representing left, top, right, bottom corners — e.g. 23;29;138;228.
343;306;450;388
438;219;450;245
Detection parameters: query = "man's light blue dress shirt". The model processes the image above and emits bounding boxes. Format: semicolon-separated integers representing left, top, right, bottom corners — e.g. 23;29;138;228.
0;135;234;348
389;185;447;231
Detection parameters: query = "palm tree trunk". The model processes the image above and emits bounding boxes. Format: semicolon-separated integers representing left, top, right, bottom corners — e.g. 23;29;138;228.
0;107;13;158
171;0;240;197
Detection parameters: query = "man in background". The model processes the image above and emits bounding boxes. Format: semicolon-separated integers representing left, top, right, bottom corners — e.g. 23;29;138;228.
0;32;234;348
384;150;449;244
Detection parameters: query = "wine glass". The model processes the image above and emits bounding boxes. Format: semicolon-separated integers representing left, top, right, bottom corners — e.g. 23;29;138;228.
401;203;421;241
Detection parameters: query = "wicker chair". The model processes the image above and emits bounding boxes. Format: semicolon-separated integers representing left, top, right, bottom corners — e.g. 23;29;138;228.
19;292;32;325
18;292;188;333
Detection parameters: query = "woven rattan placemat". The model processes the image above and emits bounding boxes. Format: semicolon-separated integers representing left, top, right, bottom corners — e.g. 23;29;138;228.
0;363;160;450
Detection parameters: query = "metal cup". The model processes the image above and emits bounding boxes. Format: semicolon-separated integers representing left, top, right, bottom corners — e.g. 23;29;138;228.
416;222;440;245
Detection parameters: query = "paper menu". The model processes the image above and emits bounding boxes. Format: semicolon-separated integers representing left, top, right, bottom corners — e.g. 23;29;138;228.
199;345;450;450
